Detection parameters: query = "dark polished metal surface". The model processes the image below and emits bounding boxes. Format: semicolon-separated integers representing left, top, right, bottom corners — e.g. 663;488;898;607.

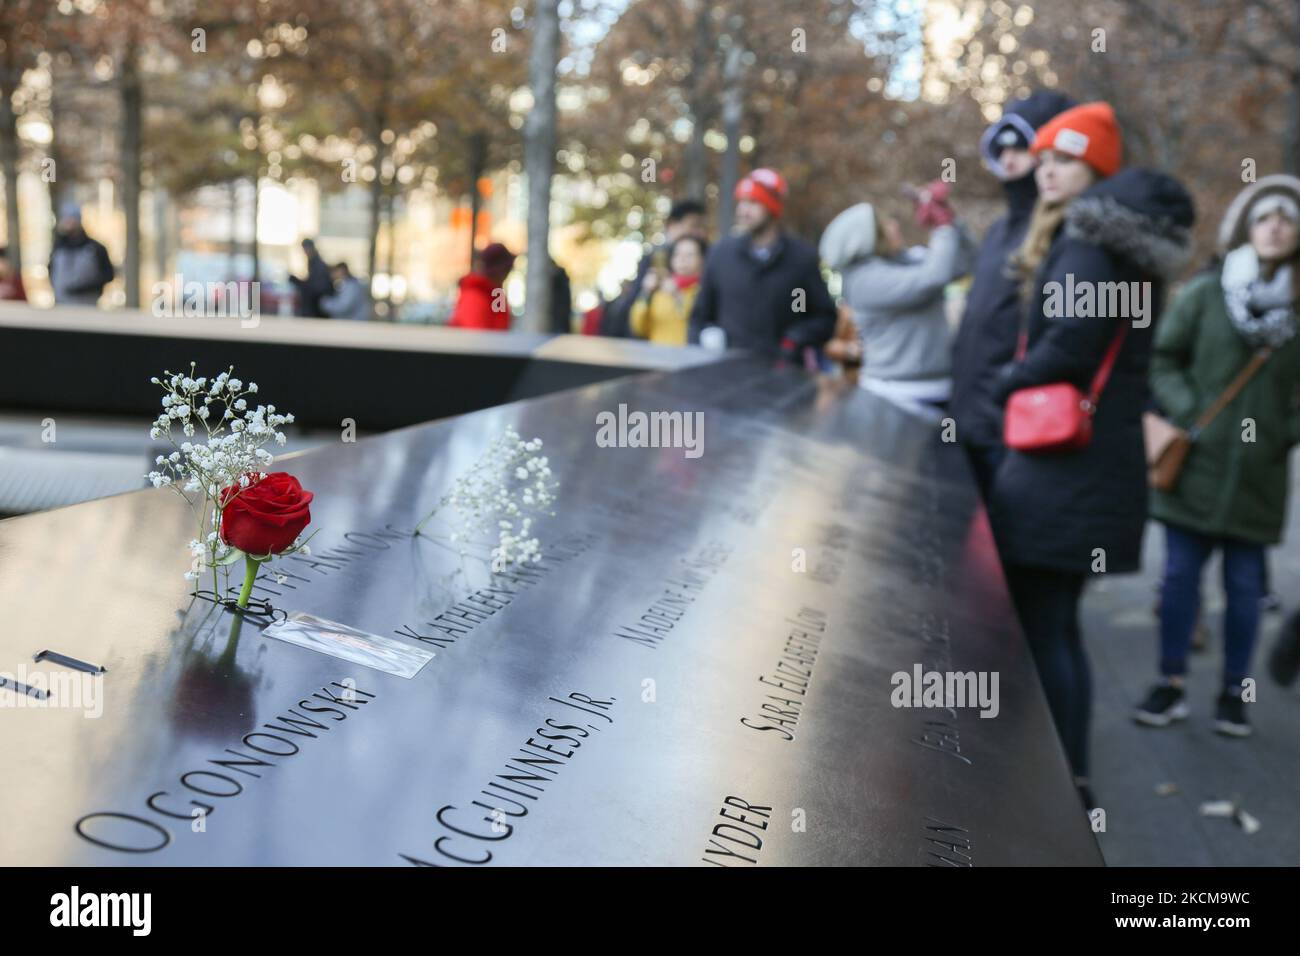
0;304;723;429
0;357;1101;866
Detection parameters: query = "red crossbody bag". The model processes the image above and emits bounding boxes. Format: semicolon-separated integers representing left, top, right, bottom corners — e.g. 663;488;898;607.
1003;319;1128;453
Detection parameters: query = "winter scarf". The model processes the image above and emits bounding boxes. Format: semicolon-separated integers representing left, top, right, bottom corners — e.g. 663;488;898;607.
1220;244;1298;348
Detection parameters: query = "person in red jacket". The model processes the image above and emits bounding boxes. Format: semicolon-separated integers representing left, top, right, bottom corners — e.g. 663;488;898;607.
448;242;516;330
0;246;27;301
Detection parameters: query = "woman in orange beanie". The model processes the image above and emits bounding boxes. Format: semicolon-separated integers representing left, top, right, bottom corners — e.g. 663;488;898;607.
986;101;1196;811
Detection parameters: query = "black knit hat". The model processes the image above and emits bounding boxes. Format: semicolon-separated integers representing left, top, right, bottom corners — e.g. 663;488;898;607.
980;90;1077;177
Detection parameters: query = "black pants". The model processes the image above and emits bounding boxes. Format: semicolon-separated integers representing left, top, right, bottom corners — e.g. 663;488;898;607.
1004;564;1090;779
963;442;1004;503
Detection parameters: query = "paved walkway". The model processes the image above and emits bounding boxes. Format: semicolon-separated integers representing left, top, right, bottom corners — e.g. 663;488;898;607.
1086;465;1299;866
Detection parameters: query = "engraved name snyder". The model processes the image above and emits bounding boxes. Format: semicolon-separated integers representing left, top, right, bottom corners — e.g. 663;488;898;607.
401;691;616;867
741;605;827;742
612;541;732;648
701;795;774;867
925;816;973;867
74;679;378;855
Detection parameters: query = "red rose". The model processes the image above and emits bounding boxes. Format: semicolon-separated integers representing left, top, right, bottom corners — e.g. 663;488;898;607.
219;472;313;556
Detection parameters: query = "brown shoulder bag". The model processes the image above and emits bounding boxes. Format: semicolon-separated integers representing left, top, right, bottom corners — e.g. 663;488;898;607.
1144;347;1273;492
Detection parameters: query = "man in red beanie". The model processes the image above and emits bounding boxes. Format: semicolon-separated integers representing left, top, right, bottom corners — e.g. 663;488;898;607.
689;168;836;360
449;242;516;331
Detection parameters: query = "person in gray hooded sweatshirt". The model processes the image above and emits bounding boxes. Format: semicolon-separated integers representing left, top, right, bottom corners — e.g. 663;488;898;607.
819;186;975;414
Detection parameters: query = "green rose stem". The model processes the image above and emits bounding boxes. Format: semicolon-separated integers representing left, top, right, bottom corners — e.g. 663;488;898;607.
222;612;244;664
235;554;263;610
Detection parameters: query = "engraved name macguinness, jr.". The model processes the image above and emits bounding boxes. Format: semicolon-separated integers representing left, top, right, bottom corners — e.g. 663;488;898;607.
740;605;827;742
402;691;617;867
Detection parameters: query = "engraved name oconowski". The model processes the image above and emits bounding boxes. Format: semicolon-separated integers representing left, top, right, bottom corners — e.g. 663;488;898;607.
74;679;378;854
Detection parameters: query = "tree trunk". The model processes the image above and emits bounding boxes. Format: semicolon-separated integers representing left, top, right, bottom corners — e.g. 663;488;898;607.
227;180;238;278
468;130;487;268
683;1;713;202
120;41;143;308
684;110;709;204
717;35;745;237
523;0;559;333
248;104;261;283
0;73;22;273
153;187;168;282
1286;77;1300;177
250;174;260;282
48;76;70;224
384;188;396;307
367;131;384;297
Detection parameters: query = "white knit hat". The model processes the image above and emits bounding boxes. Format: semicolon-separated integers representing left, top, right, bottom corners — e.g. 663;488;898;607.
819;203;877;272
1217;174;1300;254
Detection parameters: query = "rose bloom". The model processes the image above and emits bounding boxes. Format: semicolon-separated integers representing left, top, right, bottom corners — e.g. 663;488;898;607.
219;472;313;556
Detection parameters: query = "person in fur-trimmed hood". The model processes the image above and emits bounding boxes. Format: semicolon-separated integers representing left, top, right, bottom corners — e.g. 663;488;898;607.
985;101;1196;805
1134;174;1300;737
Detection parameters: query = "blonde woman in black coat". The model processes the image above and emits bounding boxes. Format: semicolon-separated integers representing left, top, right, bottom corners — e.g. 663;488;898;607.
987;103;1195;809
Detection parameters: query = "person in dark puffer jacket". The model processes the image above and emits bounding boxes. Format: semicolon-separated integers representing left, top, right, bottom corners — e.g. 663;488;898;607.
689;168;837;361
950;90;1076;499
987;102;1196;809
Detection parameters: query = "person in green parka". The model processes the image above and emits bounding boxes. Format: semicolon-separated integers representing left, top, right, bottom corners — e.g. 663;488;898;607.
1136;174;1300;737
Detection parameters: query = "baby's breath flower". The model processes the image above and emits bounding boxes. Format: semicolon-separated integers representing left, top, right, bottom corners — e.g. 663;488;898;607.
416;427;559;568
147;363;299;585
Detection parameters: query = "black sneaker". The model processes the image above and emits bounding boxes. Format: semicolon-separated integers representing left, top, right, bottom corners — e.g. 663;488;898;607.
1214;690;1252;737
1134;683;1189;727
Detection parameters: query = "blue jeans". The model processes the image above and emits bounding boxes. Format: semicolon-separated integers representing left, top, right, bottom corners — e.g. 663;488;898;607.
1159;523;1266;690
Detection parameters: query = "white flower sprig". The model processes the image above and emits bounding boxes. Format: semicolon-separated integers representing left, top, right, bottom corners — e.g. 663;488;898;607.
146;362;305;593
415;425;558;567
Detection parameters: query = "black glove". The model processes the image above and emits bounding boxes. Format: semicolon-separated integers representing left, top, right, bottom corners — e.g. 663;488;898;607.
992;362;1022;404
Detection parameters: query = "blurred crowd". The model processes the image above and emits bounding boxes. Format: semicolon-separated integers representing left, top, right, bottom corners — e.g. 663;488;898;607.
578;92;1297;818
6;89;1296;821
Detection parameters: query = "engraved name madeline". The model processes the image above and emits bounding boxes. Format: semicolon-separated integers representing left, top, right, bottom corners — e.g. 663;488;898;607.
613;541;731;649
